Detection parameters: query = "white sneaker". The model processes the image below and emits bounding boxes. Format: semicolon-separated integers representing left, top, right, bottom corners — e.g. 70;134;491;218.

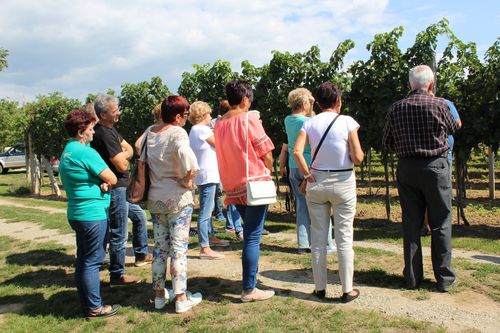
175;291;203;313
327;245;337;254
154;288;175;309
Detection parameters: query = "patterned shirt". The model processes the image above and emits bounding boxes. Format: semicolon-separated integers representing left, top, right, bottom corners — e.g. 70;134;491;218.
383;89;459;158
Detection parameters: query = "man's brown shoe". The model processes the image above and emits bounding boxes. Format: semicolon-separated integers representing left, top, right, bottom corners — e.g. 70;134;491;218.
135;253;153;267
110;274;142;287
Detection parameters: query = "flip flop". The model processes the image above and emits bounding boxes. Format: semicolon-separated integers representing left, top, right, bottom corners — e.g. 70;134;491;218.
86;304;121;319
199;252;224;260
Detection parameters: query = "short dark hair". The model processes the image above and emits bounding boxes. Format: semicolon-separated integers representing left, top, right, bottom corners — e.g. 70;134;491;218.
161;96;190;123
64;109;97;138
225;80;253;106
315;82;342;109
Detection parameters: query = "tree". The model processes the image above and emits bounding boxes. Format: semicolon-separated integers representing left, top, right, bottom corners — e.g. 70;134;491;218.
439;37;500;216
0;47;8;72
26;92;82;195
85;88;116;105
403;18;452;74
116;77;170;144
348;27;405;220
255;42;354;149
178;60;239;112
0;99;28;150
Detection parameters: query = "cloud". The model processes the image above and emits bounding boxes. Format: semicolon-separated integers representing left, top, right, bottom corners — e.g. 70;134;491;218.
1;0;400;102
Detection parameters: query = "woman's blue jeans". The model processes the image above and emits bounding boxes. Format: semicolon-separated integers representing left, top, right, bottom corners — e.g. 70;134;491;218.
226;204;243;233
69;219;108;311
235;204;268;291
213;183;225;221
198;183;217;247
289;168;333;249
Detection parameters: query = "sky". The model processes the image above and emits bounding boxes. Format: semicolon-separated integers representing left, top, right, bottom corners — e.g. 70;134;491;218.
0;0;498;103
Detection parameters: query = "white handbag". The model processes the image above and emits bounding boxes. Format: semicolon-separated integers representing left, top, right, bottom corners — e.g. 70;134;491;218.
245;112;277;206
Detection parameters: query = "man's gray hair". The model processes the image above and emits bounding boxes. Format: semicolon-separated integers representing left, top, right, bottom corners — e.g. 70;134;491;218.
409;65;435;90
93;94;119;118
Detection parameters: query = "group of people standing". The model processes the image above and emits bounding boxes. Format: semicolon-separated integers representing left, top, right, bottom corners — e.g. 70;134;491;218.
59;64;459;319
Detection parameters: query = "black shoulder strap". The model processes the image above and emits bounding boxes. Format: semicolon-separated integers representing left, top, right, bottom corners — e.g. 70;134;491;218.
139;126;152;161
310;114;340;168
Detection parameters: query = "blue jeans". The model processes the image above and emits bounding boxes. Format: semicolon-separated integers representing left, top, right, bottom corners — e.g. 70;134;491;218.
235;204;268;291
289;168;333;249
226;204;243;233
213;183;225;221
198;183;217;247
69;219;108;311
109;186;149;279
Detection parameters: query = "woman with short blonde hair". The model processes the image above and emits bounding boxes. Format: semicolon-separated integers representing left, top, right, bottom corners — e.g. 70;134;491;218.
152;103;162;123
188;101;212;125
188;101;229;260
279;87;334;254
287;88;315;117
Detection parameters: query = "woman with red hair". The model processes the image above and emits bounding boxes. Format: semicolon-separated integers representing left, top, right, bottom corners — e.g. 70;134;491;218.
140;96;203;313
59;109;120;318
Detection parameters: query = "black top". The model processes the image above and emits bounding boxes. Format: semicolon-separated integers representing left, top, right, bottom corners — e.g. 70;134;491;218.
91;123;129;188
383;90;459;158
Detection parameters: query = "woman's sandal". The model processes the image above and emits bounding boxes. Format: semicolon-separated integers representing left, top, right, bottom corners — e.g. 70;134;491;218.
86;304;121;319
340;289;360;303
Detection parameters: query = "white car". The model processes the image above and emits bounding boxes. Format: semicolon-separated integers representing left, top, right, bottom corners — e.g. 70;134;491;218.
0;143;25;174
0;143;59;175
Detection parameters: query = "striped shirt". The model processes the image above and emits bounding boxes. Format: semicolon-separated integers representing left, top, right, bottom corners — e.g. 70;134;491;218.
383;90;459;158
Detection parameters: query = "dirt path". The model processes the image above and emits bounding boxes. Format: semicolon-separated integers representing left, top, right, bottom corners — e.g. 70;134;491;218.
0;219;74;247
0;199;66;214
0;207;499;332
267;232;500;265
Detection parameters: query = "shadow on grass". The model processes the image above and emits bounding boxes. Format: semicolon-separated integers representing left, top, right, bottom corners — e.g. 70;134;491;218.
353;218;402;241
452;224;500;240
353;218;500;241
6;249;74;267
1;268;73;289
0;290;84;319
261;267;439;292
187;276;320;305
0;293;45;313
471;255;500;265
186;241;299;257
261;243;302;255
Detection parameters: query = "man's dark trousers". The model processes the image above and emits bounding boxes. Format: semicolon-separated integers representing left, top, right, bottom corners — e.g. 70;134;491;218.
396;157;456;290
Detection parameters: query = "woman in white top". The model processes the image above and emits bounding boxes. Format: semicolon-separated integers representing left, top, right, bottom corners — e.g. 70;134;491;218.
143;96;203;313
188;101;229;260
293;82;364;303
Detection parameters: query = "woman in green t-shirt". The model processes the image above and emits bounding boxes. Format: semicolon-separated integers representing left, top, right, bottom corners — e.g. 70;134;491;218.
59;109;119;319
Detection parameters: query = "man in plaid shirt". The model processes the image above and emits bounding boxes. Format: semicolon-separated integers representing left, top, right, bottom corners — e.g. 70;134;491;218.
383;65;459;292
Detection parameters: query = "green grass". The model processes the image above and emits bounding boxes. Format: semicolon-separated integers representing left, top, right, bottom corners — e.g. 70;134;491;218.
2;197;68;209
0;235;442;333
0;205;72;234
0;156;498;332
453;258;500;301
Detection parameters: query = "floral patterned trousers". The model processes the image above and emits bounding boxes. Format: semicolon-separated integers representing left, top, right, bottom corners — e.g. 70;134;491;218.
151;205;192;295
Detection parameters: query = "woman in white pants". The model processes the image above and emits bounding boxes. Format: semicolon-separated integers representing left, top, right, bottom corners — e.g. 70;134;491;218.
293;82;364;303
